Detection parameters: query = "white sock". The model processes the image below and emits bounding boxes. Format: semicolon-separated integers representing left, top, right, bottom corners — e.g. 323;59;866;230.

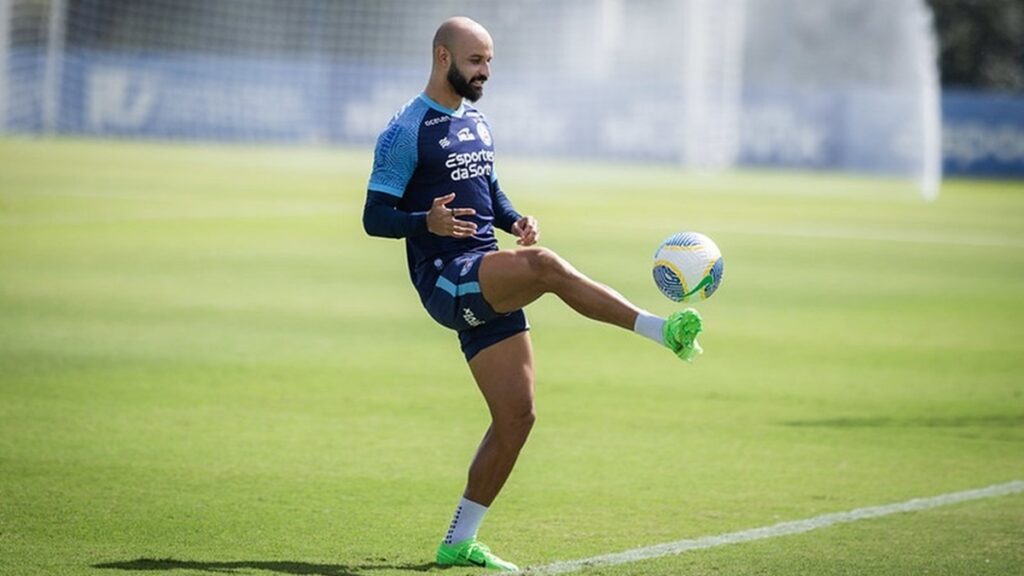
444;496;488;545
634;311;666;347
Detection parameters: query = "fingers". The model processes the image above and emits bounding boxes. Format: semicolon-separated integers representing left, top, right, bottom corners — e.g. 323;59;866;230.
514;216;539;246
432;193;456;208
450;219;478;238
428;193;478;238
432;193;475;217
517;231;538;246
446;204;477;238
430;217;476;238
438;211;476;238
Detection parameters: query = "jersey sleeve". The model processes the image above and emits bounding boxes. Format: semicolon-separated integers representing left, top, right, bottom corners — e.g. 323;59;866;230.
367;120;418;197
490;174;522;233
363;190;429;239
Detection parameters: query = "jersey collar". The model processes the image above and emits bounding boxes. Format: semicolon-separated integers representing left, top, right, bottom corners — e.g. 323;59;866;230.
419;92;466;118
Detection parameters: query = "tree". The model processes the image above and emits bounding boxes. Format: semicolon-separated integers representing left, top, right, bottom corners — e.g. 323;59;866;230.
928;0;1024;92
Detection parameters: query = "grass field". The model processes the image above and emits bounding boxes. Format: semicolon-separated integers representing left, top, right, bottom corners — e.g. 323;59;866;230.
1;137;1022;575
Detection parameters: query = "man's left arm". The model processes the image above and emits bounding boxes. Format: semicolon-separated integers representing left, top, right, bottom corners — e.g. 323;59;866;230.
490;175;538;246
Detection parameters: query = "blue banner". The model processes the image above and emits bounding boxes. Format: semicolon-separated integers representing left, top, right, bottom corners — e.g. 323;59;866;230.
942;90;1024;178
6;50;1023;178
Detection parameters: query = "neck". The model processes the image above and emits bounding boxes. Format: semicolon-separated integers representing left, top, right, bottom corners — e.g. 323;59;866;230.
424;79;462;111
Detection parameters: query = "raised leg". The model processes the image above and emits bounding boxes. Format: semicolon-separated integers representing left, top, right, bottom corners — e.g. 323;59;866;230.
478;247;641;331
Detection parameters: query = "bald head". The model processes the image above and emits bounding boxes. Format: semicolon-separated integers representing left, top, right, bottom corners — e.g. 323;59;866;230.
433;16;491;53
428;16;494;104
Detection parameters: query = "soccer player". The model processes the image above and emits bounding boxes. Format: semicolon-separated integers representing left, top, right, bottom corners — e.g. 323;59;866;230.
362;16;704;572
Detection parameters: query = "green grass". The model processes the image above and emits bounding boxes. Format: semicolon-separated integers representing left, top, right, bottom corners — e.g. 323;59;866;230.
1;137;1022;575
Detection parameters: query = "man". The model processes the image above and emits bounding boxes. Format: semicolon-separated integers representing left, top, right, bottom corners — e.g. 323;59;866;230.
362;16;704;572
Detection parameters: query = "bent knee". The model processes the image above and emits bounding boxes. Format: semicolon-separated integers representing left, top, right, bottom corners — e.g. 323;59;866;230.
518;406;537;431
494;405;536;445
522;248;572;288
505;404;536;431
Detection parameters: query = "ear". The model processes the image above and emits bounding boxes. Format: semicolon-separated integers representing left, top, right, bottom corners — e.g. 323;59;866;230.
435;45;450;66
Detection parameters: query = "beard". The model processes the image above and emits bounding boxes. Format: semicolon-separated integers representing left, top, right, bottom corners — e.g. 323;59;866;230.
447;61;486;102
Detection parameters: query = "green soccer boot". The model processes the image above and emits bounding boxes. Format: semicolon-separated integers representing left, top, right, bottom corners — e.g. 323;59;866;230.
436;538;519;572
664;308;704;362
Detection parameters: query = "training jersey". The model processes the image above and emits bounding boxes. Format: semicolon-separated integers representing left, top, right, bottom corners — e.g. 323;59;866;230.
366;92;520;302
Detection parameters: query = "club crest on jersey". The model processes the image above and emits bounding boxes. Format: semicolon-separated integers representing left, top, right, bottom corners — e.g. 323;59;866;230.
476;122;492;146
456;127;476;142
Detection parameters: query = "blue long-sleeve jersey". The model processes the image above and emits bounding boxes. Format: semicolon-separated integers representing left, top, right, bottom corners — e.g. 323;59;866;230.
363;93;521;302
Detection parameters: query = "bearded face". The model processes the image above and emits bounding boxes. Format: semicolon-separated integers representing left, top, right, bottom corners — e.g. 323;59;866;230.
447;59;487;102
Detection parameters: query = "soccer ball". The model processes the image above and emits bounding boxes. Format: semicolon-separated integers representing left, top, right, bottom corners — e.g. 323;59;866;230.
652;232;724;302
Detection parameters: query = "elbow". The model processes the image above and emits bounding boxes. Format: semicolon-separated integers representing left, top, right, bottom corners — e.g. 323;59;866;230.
362;209;374;237
362;205;383;238
363;205;399;239
361;208;372;236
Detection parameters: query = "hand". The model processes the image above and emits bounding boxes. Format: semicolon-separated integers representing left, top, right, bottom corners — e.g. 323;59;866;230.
427;193;477;238
511;215;539;246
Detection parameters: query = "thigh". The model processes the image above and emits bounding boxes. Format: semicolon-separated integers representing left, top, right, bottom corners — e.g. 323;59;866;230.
468;331;535;422
478;249;546;314
424;252;505;331
458;310;529;362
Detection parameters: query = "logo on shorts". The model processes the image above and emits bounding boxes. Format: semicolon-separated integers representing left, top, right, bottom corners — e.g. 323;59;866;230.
459;258;474;277
463;307;484;327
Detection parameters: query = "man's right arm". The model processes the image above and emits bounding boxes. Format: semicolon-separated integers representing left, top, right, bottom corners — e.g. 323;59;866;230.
364;119;421;239
362;191;428;239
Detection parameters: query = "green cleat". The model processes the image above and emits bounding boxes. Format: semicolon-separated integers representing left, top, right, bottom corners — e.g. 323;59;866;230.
664;308;704;362
436;539;519;572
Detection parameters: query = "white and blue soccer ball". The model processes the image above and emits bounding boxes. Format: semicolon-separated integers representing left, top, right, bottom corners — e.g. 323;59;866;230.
652;232;724;302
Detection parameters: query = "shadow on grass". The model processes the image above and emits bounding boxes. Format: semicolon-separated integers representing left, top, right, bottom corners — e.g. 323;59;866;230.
93;558;436;575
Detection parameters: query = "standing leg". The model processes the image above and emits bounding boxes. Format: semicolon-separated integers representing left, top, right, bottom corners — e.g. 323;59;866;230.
464;331;535;506
436;331;533;571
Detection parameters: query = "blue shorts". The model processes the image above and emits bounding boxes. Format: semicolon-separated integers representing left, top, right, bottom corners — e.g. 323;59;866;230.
422;252;529;361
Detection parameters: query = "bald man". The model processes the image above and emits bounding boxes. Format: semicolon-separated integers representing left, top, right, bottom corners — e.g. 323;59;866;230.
362;16;704;571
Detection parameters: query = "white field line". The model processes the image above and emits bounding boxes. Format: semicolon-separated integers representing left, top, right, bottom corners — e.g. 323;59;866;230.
526;480;1024;575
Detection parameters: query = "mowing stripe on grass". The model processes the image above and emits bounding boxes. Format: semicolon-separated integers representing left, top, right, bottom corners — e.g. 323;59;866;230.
0;206;338;227
528;480;1024;575
708;224;1024;249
